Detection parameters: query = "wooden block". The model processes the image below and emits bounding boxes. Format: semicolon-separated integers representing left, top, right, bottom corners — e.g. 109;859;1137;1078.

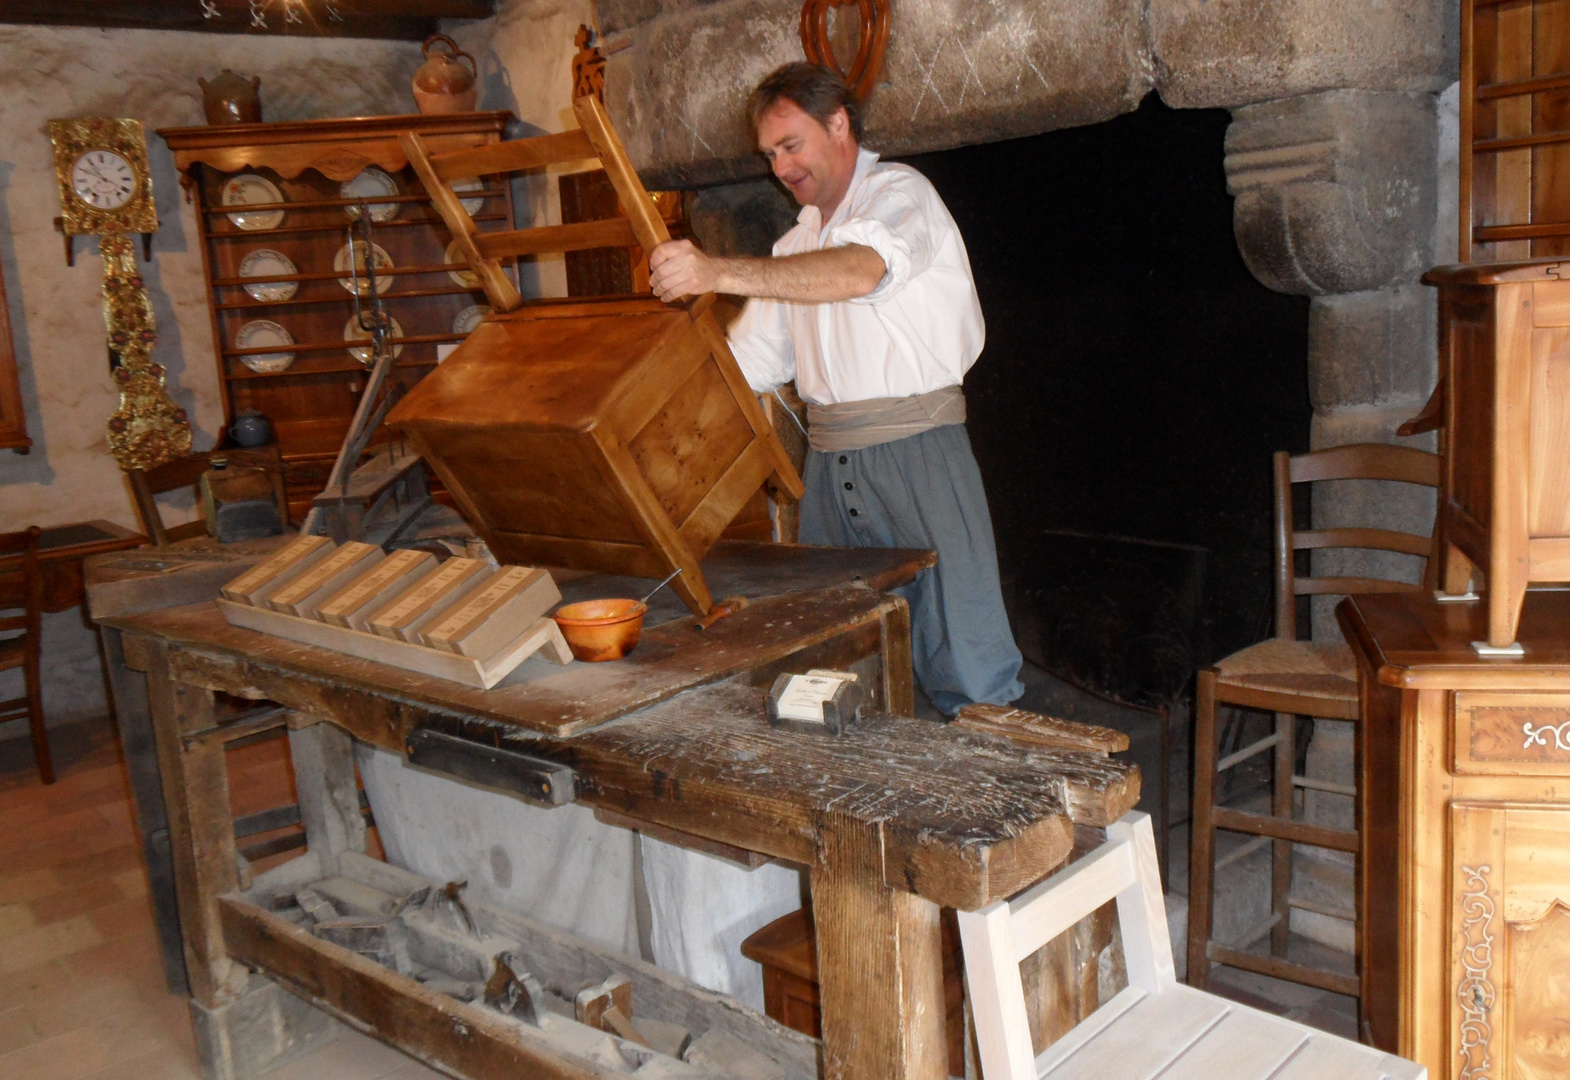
315;549;438;630
264;542;383;618
220;534;335;606
364;557;490;642
418;565;561;657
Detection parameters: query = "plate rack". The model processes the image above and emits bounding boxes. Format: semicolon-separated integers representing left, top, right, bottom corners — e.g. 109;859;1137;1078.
160;113;520;521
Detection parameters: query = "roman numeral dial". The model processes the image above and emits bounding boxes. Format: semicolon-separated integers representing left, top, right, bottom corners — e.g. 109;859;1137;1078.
70;150;137;210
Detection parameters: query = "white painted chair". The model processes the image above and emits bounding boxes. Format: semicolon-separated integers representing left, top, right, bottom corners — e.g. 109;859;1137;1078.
957;812;1426;1080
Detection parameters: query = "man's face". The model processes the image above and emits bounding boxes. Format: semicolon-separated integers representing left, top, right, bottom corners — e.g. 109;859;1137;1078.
756;100;857;214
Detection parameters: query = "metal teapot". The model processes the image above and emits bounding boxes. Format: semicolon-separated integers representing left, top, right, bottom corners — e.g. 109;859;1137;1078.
412;35;478;115
198;70;262;125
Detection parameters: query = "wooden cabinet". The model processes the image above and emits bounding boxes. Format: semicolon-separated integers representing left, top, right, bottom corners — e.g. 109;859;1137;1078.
1340;590;1570;1080
159;113;516;520
1423;259;1570;652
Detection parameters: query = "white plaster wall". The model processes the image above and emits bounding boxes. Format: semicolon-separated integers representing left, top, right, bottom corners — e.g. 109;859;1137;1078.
444;0;599;298
0;24;423;734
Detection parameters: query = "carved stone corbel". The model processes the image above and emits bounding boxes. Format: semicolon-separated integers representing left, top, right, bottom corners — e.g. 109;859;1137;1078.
1224;90;1436;297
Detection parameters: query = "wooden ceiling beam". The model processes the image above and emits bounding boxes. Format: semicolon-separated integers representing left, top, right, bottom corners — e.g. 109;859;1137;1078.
0;1;494;40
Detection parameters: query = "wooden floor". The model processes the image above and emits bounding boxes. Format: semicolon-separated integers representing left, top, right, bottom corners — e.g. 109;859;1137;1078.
0;717;442;1080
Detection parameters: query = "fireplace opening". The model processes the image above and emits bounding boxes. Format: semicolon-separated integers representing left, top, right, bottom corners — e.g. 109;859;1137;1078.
898;92;1313;713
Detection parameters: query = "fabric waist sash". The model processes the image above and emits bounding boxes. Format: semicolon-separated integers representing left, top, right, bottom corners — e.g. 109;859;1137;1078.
804;385;966;453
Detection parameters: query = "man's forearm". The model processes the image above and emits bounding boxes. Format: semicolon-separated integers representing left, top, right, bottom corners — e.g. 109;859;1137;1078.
714;245;887;302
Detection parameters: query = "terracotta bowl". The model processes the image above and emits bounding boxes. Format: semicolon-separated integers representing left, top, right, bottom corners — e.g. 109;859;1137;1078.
551;599;648;662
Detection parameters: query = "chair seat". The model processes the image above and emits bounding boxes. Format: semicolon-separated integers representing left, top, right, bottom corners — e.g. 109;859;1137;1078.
1040;983;1423;1080
1213;639;1358;703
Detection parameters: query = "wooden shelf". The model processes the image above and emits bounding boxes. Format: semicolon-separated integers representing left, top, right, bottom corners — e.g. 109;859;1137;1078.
204;211;508;240
216;286;485;311
202;188;505;215
226;358;439;381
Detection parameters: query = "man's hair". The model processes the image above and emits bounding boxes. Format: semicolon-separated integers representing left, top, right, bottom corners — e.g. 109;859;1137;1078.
748;62;863;143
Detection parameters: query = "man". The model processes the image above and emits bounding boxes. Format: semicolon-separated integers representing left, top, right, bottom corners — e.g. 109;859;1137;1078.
650;62;1023;714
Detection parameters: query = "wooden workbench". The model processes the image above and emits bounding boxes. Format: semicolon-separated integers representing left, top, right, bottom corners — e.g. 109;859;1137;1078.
104;543;1140;1080
1340;590;1570;1080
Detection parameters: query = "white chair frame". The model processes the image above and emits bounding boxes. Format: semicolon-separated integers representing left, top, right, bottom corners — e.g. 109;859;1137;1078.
957;812;1425;1080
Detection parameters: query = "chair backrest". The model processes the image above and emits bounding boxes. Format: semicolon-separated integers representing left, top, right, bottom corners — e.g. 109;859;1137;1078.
1272;443;1441;641
0;526;43;636
128;447;288;546
401;94;679;314
957;811;1172;1080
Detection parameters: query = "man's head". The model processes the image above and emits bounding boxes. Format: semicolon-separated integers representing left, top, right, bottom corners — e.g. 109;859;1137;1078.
748;63;863;216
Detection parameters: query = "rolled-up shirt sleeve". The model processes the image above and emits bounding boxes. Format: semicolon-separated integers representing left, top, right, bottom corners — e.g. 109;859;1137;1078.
726;296;795;393
822;186;932;305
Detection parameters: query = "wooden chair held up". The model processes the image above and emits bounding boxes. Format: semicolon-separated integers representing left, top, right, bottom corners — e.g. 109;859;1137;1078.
0;526;50;783
959;810;1426;1080
1187;442;1440;1003
390;96;804;615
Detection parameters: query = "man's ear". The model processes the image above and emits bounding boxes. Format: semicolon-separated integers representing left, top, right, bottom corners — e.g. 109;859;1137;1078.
828;107;850;140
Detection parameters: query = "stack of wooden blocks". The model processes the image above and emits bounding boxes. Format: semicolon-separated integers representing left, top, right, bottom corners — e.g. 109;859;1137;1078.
217;534;572;688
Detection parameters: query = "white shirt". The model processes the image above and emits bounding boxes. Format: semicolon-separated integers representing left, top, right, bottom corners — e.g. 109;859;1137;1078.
727;148;986;405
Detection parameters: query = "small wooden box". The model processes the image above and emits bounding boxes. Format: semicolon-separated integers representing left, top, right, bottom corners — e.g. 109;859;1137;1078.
386;297;800;616
316;549;438;631
265;541;382;618
418;565;560;657
365;556;490;642
220;533;334;606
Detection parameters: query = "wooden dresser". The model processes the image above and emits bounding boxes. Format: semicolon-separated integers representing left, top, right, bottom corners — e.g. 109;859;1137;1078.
1339;590;1570;1080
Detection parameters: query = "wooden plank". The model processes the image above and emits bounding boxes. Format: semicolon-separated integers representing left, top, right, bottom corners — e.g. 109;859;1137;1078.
1045;986;1229;1080
366;556;489;641
879;595;915;715
420;565;560;657
217;896;613;1080
265;542;382;617
1210;807;1359;852
287;722;366;876
430;128;597;180
571;94;673;257
1528;328;1570;537
593;808;773;868
145;644;248;1007
316;549;437;631
1156;1008;1306;1080
811;813;947;1080
400;130;522;311
475;219;640;260
954;703;1129;754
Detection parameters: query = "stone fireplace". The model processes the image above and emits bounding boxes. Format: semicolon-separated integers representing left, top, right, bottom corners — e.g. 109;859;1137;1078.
594;0;1459;955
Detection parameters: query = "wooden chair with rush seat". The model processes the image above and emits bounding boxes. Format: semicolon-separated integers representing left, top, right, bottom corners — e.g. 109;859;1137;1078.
0;526;50;783
959;810;1426;1080
126;445;288;545
1186;442;1441;1004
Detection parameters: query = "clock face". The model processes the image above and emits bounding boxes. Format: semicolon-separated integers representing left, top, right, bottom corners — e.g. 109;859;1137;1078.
71;150;137;211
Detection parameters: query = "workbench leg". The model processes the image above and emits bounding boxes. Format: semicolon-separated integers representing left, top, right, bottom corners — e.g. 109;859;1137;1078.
146;643;249;1008
879;596;915;716
100;626;189;995
286;716;365;874
812;815;947;1080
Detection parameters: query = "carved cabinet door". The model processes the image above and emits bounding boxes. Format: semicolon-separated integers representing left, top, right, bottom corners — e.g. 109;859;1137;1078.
1449;802;1570;1080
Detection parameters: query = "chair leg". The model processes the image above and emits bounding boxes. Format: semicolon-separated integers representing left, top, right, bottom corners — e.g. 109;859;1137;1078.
25;647;53;785
1270;712;1295;958
1186;669;1219;989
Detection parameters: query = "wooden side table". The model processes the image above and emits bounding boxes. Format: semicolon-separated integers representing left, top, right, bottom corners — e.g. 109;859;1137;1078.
1340;590;1570;1080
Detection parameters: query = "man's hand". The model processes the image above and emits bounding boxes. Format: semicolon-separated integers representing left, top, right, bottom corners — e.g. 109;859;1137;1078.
648;240;716;303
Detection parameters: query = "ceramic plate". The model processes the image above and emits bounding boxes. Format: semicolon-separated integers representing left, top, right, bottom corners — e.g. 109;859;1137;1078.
235;319;295;373
341;167;400;223
237;249;298;302
452;177;486;216
445;239;479;289
451;304;492;336
221;174;285;231
344;315;405;363
334;241;395;295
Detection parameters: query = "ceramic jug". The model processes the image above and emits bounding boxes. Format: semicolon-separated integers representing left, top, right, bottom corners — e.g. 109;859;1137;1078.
199;71;262;125
228;409;272;448
412;35;478;115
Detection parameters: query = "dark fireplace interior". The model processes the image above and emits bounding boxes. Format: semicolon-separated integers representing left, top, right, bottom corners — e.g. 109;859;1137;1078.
899;93;1313;711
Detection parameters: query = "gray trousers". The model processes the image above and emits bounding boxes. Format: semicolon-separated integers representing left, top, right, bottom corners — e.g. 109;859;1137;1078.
797;423;1024;714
